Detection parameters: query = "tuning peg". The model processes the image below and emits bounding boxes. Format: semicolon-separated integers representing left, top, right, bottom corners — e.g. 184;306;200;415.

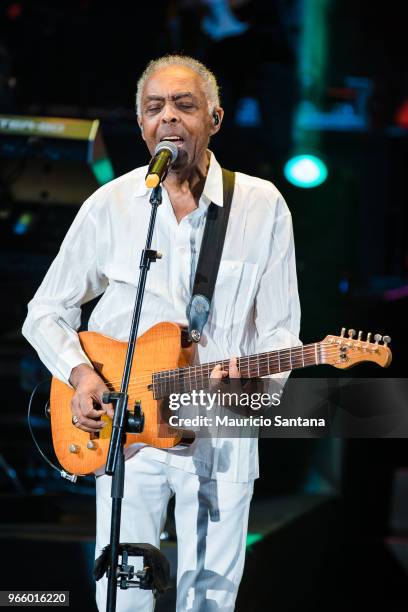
383;335;391;346
374;334;382;345
367;332;372;343
340;327;346;338
358;330;363;341
348;329;356;339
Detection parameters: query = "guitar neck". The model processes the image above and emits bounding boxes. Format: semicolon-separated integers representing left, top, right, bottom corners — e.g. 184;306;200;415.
152;342;321;398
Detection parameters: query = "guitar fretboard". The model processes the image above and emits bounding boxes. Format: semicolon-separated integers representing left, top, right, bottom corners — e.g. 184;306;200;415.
152;343;322;399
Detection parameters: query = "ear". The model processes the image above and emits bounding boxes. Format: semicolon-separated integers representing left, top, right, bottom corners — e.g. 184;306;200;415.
209;107;224;136
137;117;146;141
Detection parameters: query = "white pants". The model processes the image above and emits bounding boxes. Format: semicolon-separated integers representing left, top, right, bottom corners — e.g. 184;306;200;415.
95;447;254;611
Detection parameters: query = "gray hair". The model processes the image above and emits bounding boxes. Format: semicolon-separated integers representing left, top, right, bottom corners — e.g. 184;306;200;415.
136;54;220;117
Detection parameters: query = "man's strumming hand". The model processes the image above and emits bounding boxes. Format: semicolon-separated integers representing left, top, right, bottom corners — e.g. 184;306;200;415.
69;364;114;433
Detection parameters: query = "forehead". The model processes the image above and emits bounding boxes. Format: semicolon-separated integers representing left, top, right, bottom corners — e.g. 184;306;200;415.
142;65;206;99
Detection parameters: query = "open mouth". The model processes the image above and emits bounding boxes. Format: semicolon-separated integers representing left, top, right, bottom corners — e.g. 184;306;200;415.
160;136;185;146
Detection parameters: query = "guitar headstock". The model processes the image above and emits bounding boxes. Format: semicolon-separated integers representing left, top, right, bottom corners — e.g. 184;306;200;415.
321;328;392;369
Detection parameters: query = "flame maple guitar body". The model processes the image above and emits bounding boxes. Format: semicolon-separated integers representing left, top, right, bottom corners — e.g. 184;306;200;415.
50;322;194;475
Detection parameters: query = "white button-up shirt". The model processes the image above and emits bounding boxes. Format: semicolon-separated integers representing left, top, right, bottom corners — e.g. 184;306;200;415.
22;151;300;482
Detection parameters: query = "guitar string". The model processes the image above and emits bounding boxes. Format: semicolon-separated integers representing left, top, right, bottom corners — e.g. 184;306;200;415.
94;342;358;383
93;344;381;395
100;343;382;390
148;346;379;394
97;343;327;387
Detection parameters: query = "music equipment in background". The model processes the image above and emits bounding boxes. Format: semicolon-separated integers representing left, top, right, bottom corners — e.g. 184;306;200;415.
0;114;114;205
49;323;392;475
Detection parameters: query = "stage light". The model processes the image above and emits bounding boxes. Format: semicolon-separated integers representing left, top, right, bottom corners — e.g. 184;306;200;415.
339;279;349;294
92;158;114;186
7;3;23;20
246;533;263;550
14;212;33;235
284;154;328;188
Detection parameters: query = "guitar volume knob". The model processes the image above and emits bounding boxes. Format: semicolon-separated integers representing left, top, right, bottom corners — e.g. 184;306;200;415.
87;440;98;450
69;444;80;454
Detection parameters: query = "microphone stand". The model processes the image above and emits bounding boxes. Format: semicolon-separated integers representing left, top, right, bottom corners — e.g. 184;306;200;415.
103;185;163;612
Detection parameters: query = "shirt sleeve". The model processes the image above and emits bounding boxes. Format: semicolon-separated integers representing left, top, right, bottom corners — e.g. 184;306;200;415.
22;194;108;385
254;193;301;387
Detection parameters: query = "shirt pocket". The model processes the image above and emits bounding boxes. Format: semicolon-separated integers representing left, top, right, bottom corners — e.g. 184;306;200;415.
209;259;259;330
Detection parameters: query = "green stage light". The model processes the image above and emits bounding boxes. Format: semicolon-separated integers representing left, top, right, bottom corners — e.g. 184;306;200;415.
284;154;328;188
92;158;114;186
246;532;263;550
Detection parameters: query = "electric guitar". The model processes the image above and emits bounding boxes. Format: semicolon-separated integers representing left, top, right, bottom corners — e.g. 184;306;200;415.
49;322;392;475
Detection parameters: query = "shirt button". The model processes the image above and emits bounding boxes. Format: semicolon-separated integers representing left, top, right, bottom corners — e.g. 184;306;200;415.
178;246;187;254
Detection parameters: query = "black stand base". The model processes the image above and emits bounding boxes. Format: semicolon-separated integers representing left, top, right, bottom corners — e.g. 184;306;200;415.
94;542;171;596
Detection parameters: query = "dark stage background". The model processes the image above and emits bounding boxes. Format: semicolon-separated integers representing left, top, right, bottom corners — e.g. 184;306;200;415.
0;1;407;610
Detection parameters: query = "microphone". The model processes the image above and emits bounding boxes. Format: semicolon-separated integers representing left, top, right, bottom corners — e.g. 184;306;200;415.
145;140;178;188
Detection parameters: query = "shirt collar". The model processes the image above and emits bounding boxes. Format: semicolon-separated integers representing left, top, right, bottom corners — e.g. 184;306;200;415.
133;150;223;207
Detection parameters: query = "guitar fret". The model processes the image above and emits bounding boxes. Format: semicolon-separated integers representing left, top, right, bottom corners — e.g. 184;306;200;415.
291;348;303;369
244;356;251;378
246;357;251;378
280;354;291;371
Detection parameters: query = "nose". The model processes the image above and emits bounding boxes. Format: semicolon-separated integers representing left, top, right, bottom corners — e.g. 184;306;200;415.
161;102;180;124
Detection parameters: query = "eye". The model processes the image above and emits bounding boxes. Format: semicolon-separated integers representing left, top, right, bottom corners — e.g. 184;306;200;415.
178;103;194;110
146;106;161;113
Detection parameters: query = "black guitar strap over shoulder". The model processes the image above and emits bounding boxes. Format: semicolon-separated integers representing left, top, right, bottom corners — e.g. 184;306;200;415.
186;168;235;342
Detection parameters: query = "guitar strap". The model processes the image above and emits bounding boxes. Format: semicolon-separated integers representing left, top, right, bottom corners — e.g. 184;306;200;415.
186;168;235;342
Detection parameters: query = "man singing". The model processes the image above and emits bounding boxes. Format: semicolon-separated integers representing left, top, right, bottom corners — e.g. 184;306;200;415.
22;55;300;611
